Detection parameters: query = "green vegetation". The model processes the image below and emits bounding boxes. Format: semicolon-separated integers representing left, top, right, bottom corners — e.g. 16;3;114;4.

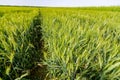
0;7;43;79
41;8;120;80
0;6;120;80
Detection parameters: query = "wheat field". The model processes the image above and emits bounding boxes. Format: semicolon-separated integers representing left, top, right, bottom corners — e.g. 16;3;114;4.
0;7;120;80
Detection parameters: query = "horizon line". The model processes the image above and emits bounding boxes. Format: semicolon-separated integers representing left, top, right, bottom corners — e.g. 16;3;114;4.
0;4;120;7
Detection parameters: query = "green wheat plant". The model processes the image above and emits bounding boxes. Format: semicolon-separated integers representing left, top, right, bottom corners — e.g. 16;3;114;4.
41;8;120;80
0;9;39;79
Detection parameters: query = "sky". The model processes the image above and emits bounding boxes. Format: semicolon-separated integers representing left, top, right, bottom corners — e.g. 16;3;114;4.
0;0;120;7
